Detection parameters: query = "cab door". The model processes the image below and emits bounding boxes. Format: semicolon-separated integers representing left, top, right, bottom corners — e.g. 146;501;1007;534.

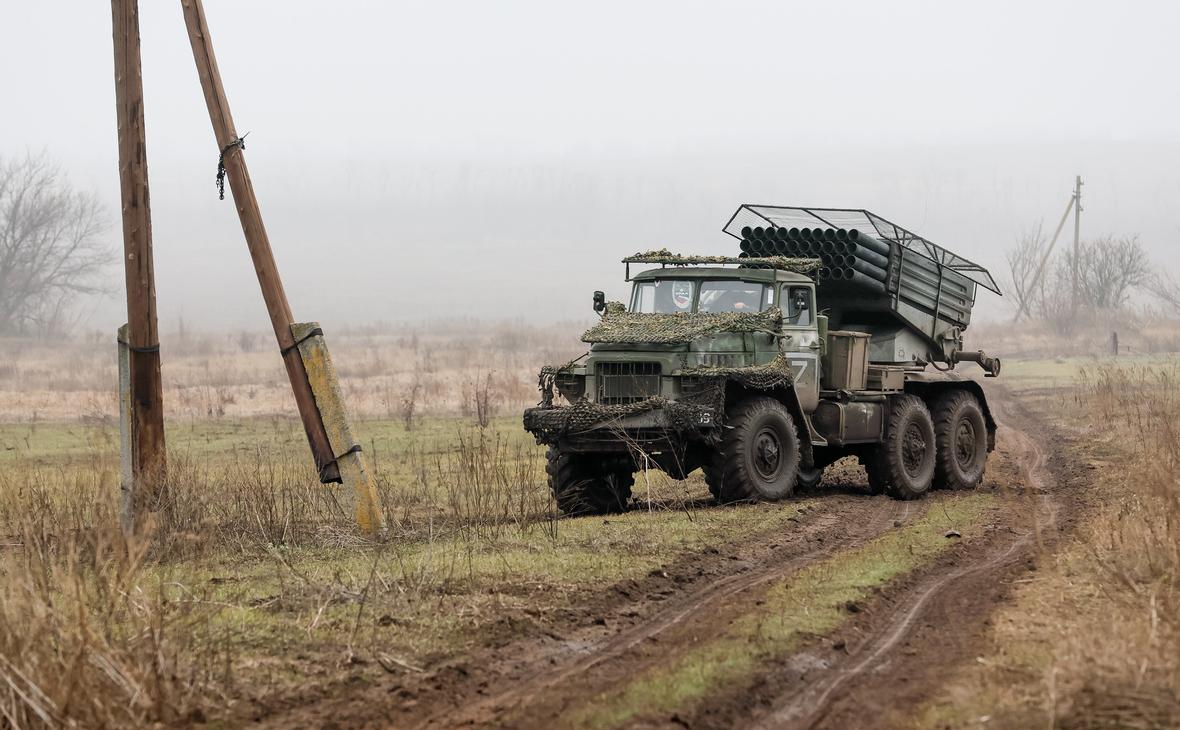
780;284;820;412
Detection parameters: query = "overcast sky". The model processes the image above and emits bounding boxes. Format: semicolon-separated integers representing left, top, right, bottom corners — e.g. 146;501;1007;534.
3;0;1179;332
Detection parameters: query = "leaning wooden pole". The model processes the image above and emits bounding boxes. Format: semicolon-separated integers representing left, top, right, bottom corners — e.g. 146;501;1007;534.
112;0;166;528
179;0;338;482
1012;193;1075;322
179;0;384;532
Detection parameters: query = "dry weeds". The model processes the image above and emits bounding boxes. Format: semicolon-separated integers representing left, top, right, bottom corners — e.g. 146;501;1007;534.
914;357;1180;728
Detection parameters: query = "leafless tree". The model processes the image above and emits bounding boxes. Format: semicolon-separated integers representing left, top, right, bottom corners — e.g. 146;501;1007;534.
1004;224;1049;320
1037;258;1079;334
1145;270;1180;315
1064;235;1151;309
0;153;111;335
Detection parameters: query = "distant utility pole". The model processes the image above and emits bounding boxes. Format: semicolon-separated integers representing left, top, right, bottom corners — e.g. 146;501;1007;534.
1012;180;1078;322
112;0;166;528
1071;175;1083;311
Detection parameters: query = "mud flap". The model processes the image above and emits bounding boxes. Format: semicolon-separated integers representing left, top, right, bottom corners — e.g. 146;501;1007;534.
291;322;386;534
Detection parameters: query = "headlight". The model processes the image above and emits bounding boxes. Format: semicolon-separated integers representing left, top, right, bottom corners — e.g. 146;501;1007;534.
554;373;586;402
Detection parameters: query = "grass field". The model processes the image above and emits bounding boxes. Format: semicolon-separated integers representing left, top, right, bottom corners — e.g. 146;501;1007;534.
1;324;1178;727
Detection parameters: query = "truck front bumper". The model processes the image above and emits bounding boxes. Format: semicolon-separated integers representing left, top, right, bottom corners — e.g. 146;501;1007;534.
523;399;719;451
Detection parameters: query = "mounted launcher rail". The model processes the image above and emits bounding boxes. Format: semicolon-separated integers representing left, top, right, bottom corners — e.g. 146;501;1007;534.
728;205;1000;374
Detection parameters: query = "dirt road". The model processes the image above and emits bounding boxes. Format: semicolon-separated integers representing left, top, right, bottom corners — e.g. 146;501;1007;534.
265;384;1080;730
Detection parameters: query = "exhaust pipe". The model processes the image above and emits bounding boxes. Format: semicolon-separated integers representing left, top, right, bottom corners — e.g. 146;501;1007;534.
954;349;1002;378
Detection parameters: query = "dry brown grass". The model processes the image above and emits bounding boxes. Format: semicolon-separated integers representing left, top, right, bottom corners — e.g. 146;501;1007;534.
0;320;589;726
914;357;1180;728
0;428;556;726
0;318;778;727
0;463;229;727
968;312;1180;360
0;319;584;422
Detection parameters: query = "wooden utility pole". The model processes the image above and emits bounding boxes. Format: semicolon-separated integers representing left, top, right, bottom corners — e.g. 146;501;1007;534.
178;0;339;483
1071;175;1083;310
112;0;166;522
1012;191;1076;322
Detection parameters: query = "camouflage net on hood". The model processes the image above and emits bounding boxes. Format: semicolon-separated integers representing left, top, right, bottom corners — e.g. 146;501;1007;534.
523;395;715;439
681;353;795;390
582;307;784;344
625;249;821;273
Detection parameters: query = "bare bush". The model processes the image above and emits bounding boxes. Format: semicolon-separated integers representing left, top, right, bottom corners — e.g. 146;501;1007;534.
0;154;111;335
463;372;496;428
401;381;421;432
1145;271;1180;316
1005;224;1050;320
1004;232;1152;332
1064;235;1151;309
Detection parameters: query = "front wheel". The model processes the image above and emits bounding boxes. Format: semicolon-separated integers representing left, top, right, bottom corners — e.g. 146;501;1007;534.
867;394;936;501
706;396;800;503
546;447;634;516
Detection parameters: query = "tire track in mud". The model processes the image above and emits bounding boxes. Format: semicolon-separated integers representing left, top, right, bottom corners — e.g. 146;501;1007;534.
743;387;1066;730
409;494;912;730
257;389;1054;730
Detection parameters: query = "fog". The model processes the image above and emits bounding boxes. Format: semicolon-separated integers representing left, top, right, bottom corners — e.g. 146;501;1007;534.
3;0;1179;332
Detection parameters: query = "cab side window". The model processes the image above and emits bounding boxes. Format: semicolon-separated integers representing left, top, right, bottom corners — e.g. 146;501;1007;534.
782;286;813;326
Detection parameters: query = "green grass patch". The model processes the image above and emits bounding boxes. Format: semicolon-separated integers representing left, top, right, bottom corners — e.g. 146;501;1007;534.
562;492;997;730
144;496;808;665
0;414;531;464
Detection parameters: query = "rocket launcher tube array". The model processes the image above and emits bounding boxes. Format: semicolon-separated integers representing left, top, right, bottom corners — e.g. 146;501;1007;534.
738;226;890;285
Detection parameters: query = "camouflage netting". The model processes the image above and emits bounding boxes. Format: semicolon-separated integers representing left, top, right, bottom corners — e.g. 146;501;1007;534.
582;307;785;345
680;353;795;390
625;248;821;273
523;396;714;440
525;356;795;444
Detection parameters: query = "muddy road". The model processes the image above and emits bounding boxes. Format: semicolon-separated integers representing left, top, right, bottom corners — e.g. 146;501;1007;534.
262;384;1082;730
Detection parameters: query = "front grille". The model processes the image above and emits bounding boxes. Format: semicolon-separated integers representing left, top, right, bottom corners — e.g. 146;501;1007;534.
596;361;661;405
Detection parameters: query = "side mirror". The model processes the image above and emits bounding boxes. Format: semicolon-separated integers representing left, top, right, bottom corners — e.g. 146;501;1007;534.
593;290;606;314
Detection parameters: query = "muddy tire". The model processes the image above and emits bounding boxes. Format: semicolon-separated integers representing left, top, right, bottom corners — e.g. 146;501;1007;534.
869;394;936;501
932;390;988;490
702;463;723;500
707;396;800;503
546;447;633;516
859;453;886;495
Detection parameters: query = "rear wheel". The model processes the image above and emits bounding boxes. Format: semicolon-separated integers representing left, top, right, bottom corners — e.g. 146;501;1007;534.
932;390;988;490
546;447;634;516
707;396;800;503
868;394;935;500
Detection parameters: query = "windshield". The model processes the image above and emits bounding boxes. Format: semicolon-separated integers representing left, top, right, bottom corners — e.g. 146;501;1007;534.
698;281;770;313
631;280;695;313
631;279;771;314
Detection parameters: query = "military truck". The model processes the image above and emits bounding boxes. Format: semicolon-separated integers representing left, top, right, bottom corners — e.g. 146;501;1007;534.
524;205;1003;515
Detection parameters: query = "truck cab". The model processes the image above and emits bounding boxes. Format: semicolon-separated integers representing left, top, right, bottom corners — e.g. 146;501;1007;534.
606;266;821;411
